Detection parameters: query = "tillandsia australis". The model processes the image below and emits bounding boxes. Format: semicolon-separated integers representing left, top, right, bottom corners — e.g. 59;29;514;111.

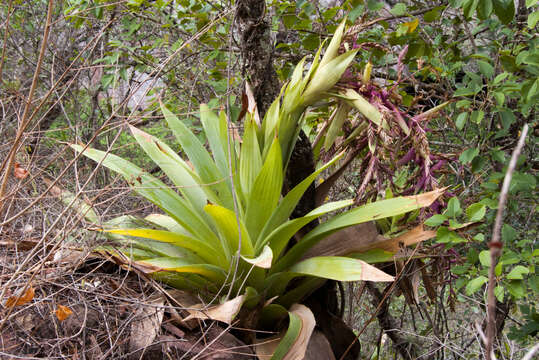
317;32;453;216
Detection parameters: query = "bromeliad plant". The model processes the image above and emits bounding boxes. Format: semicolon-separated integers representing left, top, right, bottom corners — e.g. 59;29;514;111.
71;21;443;357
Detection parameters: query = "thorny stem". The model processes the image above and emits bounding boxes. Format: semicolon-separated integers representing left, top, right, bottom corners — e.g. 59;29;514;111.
485;124;528;360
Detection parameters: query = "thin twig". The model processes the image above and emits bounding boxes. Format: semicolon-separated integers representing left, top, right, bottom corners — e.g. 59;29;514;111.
485;124;529;360
0;0;14;83
0;0;54;211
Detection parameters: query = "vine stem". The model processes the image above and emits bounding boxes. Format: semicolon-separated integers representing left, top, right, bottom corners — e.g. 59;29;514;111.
485;123;528;360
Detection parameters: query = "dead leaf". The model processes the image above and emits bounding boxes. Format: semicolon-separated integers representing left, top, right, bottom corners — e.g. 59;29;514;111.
129;295;165;354
13;163;29;179
55;305;73;321
4;286;35;307
182;295;245;325
241;245;273;268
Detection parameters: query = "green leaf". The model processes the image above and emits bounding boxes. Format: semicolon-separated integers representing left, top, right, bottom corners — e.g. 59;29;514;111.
425;214;447;227
445;197;462;218
304;50;359;106
240;117;263;197
477;0;493;19
258;152;344;244
466;203;486;222
129;126;212;214
528;11;539;28
479;250;491;267
160;102;233;209
502;224;517;242
342;89;382;126
459;148;479;164
494;285;504;302
507;265;529;280
245;138;283;242
105;228;226;267
390;3;407;16
477;60;494;78
70;145;219;247
455;112;468;130
200;105;232;180
470;110;484;124
274;189;443;273
493;0;515;24
466;275;488;295
506;279;525;298
424;9;440;22
289;256;394;282
138;257;227;283
264;200;353;260
324;103;349;150
205;204;254;257
349;249;395;263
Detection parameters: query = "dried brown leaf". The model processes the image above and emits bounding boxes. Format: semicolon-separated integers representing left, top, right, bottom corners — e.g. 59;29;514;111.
55;305;73;321
4;286;35;307
13;163;29;179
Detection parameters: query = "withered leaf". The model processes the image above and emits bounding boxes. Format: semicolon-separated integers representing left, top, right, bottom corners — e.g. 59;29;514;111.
55;305;73;321
4;286;35;307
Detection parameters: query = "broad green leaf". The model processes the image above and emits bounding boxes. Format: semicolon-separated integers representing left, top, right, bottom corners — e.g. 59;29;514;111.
160;102;233;209
264;200;353;260
138;257;227;283
318;18;346;69
70;145;218;246
502;224;517;242
105;228;226;267
342;88;382;126
455;112;468;130
287;256;394;283
324;103;349;150
466;203;486;222
479;250;491;267
494;285;504;302
303;50;358;106
129;126;212;213
205;204;254;257
493;0;515;24
477;59;494;78
528;11;539;28
425;214;447;227
348;249;395;263
477;0;493;20
470;110;484;124
274;189;444;273
144;214;190;235
506;279;525;298
245;139;283;242
445;197;462;218
240;117;263;196
200;105;232;179
258;151;344;245
507;265;529;280
460;148;479;164
466;275;488;295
